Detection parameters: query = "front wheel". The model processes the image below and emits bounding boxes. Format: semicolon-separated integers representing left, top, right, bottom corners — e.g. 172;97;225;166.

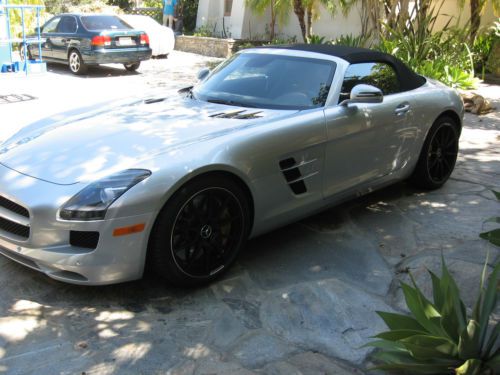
410;116;459;189
68;50;87;75
19;44;32;61
124;62;140;71
148;176;250;287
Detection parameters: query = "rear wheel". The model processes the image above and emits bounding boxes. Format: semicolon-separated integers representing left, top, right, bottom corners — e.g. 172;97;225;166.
68;50;87;75
124;62;140;71
148;175;250;287
410;116;459;189
19;44;32;61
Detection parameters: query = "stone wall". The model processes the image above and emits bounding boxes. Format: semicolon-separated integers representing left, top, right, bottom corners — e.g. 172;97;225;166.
175;36;236;58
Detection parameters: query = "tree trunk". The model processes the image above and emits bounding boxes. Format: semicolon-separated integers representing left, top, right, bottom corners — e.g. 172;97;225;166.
270;0;276;41
470;0;482;42
306;3;313;40
293;0;307;42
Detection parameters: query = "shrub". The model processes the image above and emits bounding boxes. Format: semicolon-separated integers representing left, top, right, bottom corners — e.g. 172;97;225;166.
367;255;500;374
330;33;370;48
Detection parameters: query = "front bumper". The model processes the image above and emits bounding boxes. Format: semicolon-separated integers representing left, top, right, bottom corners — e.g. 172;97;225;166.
83;47;152;65
0;166;155;285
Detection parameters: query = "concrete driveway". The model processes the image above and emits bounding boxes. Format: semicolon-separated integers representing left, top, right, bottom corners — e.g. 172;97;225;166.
0;52;499;374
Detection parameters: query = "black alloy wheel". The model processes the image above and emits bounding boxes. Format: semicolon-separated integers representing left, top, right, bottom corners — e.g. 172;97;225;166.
148;176;250;287
411;116;459;189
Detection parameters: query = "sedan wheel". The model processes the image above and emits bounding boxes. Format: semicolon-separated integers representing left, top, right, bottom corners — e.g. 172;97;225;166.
411;116;459;189
124;62;140;71
148;176;250;286
68;50;87;75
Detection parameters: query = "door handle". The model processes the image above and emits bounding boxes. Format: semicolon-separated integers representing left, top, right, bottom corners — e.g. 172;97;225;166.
394;103;410;116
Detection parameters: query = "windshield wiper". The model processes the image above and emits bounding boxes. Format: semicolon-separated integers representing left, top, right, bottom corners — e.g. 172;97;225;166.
206;99;257;108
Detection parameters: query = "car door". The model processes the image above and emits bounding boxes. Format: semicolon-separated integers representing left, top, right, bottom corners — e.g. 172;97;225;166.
323;61;418;197
52;16;78;61
32;16;61;60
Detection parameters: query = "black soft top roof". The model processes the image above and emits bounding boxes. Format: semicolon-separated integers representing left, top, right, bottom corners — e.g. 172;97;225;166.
259;44;426;92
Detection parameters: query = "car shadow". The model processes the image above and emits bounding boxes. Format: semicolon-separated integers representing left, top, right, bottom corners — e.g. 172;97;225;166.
46;62;141;78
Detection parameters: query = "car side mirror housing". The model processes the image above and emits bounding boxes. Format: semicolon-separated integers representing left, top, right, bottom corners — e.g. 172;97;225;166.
340;84;383;106
197;68;210;81
34;26;41;34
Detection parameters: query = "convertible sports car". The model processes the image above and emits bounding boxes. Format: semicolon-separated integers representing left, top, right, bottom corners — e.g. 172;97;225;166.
0;45;463;286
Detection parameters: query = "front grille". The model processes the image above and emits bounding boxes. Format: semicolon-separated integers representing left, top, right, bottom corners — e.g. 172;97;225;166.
70;231;99;249
0;195;29;218
0;216;30;238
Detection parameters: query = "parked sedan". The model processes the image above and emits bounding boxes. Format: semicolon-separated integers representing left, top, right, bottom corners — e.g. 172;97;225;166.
0;45;463;286
23;13;152;74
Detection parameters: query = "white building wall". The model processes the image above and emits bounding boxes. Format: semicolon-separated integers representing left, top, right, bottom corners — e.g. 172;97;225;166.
434;0;497;30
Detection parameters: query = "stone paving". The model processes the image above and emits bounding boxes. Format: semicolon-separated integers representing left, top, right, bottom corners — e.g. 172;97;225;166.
0;51;499;374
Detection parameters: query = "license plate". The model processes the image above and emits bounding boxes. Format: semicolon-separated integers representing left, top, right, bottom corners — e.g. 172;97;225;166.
118;37;134;46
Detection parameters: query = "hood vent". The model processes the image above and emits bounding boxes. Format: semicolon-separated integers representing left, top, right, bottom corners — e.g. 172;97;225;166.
210;110;263;120
144;97;167;104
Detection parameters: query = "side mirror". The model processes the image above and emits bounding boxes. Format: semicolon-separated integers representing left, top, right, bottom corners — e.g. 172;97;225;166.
34;26;41;34
340;84;383;106
197;67;210;81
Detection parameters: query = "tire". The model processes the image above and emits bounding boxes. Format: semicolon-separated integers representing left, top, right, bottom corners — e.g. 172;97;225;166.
410;116;459;189
68;50;87;75
124;62;140;71
148;175;251;287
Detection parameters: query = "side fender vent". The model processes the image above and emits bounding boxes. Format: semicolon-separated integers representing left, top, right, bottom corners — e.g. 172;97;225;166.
279;157;307;195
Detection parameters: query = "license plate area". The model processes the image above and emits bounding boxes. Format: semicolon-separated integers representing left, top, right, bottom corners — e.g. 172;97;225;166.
118;37;135;46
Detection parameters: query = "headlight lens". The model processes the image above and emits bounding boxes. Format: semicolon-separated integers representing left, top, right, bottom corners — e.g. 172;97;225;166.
60;169;151;221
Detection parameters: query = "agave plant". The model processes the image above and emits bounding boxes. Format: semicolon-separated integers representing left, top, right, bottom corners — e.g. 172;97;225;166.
480;191;500;247
368;255;500;374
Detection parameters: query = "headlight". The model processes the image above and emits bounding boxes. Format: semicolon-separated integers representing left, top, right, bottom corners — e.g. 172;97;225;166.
60;169;151;221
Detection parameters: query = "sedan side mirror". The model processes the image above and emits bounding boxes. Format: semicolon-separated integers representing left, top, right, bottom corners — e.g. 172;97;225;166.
34;26;41;34
197;67;210;81
340;84;383;106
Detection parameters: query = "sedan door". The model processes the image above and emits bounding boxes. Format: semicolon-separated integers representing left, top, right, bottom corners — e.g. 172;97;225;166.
51;16;79;61
323;62;418;197
31;16;61;60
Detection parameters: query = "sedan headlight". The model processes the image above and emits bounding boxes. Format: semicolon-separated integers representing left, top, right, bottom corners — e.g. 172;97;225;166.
60;169;151;221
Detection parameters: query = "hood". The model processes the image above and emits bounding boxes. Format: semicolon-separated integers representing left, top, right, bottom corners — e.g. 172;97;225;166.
0;96;295;185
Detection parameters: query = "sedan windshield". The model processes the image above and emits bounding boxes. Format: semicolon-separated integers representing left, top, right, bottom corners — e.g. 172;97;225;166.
193;52;336;110
81;16;132;31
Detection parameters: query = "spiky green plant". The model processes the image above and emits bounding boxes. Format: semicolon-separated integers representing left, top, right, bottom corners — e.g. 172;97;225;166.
367;255;500;374
480;191;500;247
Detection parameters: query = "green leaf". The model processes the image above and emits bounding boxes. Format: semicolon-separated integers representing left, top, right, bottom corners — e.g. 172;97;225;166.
401;281;443;336
458;320;480;360
479;262;500;347
376;311;426;332
375;329;427;341
492;190;500;201
484;217;500;224
401;335;458;360
429;270;445;310
372;350;458;374
484;321;500;359
364;339;407;351
480;229;500;247
455;359;482;375
440;255;467;332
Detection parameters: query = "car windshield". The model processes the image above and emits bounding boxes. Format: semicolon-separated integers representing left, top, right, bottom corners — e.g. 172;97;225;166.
81;15;132;31
193;52;336;110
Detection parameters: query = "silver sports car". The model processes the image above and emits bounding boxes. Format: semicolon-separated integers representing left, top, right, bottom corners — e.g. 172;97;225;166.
0;45;463;286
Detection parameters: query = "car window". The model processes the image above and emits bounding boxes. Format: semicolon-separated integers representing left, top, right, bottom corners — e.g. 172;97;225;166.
81;15;132;31
339;62;400;102
42;17;61;33
57;16;77;33
194;53;336;110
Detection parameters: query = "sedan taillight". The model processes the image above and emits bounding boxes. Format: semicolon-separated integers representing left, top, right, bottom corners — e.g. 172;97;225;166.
140;34;149;45
91;35;112;47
